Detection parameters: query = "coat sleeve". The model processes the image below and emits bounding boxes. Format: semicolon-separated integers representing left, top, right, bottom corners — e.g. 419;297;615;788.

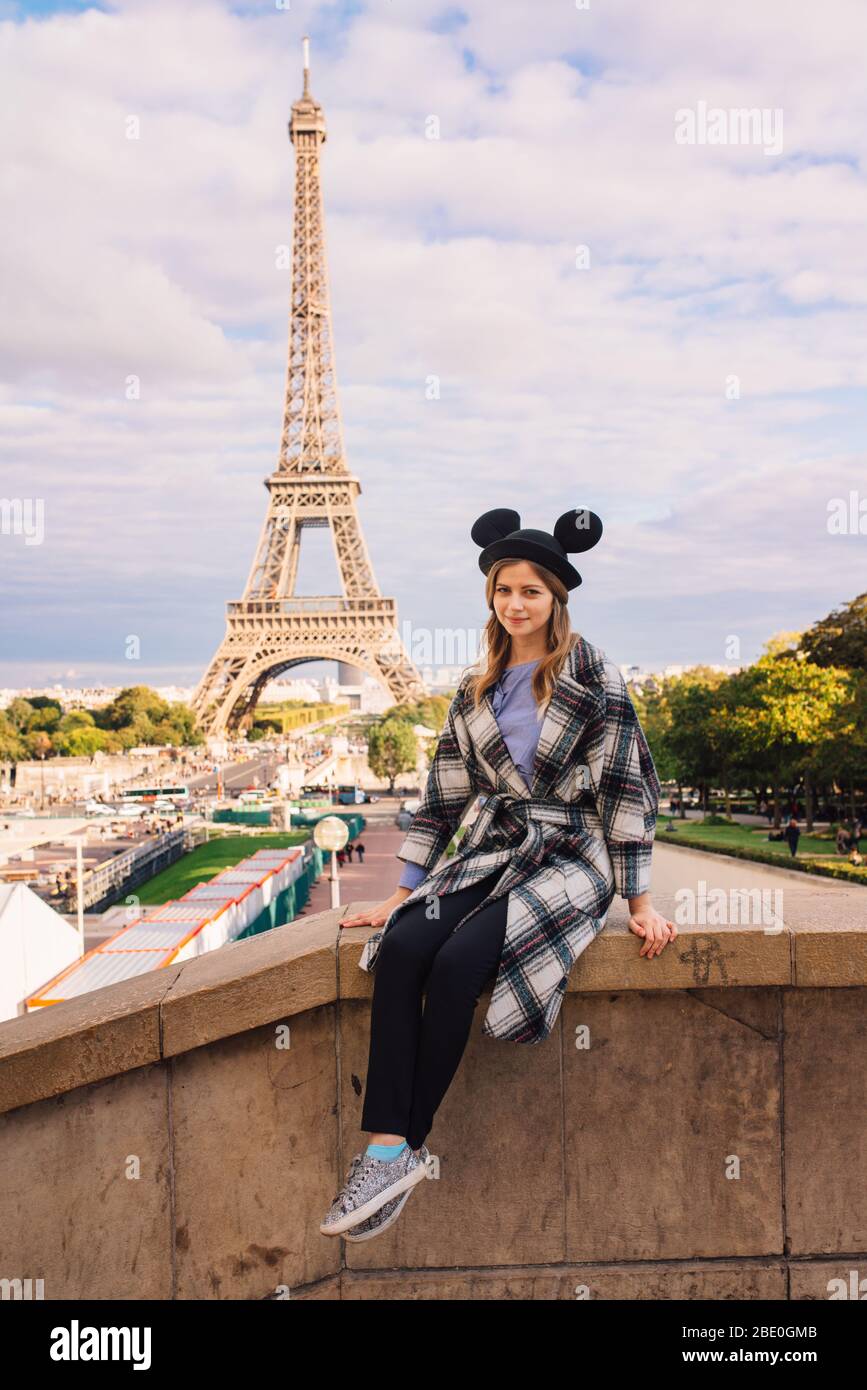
396;687;477;875
589;659;661;899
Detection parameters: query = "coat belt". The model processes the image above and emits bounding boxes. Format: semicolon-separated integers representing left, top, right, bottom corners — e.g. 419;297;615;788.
460;789;596;859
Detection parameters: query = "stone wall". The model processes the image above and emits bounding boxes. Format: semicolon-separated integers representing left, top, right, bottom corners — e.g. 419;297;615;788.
0;890;865;1300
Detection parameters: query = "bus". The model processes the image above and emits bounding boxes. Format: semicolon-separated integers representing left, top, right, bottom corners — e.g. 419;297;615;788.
119;785;189;804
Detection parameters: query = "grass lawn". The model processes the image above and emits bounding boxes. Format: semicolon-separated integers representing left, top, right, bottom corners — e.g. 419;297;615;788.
657;817;835;858
135;833;309;905
657;816;866;882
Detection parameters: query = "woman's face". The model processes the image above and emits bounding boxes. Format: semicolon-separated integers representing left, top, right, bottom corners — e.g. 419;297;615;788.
492;561;554;639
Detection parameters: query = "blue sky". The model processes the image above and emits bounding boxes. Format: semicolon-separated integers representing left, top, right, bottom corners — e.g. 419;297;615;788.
1;0;866;690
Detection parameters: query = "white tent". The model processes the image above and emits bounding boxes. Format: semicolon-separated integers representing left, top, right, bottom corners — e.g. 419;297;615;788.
0;882;83;1022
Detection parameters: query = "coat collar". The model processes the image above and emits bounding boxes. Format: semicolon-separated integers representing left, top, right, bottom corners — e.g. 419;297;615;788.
460;635;604;801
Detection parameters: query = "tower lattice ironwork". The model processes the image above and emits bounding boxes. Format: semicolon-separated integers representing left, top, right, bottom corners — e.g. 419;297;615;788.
192;38;425;737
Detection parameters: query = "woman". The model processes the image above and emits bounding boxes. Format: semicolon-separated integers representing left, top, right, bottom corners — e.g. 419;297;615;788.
320;506;675;1241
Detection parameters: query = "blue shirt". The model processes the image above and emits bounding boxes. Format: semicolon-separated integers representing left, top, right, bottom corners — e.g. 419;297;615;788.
398;659;542;890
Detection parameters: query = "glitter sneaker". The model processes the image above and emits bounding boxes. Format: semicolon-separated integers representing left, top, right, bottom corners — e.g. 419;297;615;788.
320;1143;434;1237
344;1144;433;1242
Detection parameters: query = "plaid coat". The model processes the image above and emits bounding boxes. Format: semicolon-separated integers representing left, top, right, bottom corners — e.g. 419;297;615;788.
357;633;661;1045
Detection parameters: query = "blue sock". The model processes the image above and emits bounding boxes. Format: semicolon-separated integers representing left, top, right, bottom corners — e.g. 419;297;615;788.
366;1140;408;1161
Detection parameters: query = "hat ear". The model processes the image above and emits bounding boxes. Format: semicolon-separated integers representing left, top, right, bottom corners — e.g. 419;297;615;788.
553;508;603;554
470;508;521;548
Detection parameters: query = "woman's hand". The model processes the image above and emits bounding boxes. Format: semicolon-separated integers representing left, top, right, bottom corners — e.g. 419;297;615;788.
342;889;411;929
627;893;677;958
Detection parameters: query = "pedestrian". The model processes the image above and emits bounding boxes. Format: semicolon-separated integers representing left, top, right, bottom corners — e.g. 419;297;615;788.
336;847;346;868
785;814;801;858
355;840;365;864
345;841;354;862
323;505;671;1241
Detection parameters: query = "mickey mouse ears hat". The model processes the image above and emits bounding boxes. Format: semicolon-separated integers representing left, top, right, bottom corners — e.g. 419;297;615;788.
471;507;603;591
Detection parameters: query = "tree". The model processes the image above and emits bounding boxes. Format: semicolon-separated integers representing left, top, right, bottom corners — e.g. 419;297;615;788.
762;630;805;658
799;592;867;670
730;655;853;828
367;716;422;795
655;668;733;815
5;698;35;732
26;730;53;760
53;726;107;757
97;686;172;732
812;669;867;824
0;686;204;763
632;682;681;810
0;711;25;760
57;710;96;733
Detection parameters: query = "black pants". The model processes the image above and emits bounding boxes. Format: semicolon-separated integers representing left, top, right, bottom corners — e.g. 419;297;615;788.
360;871;508;1151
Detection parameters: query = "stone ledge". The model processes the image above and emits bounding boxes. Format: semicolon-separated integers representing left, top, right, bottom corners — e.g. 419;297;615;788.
1;888;864;1116
161;913;341;1058
331;1257;867;1299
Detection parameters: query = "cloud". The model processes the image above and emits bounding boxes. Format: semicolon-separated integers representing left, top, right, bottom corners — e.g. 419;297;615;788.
1;0;866;685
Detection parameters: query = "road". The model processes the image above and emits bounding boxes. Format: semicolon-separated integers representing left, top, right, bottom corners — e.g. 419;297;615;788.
187;752;280;796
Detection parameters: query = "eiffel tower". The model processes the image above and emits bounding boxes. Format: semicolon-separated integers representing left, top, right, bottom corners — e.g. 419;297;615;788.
192;37;425;737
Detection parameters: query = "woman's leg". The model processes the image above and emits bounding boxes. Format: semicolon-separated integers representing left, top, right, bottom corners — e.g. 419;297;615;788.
404;889;510;1151
360;873;501;1144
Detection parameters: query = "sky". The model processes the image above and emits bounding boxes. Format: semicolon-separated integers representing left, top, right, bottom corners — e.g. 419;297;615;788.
1;0;866;692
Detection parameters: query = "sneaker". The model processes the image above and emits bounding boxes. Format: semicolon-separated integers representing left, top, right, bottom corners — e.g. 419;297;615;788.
344;1144;433;1242
319;1143;434;1237
343;1189;412;1242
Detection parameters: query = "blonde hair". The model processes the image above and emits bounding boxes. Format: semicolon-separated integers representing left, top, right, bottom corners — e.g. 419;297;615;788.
464;557;578;715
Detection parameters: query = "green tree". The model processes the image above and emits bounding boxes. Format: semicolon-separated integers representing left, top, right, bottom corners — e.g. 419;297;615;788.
799;592;867;670
97;686;171;731
53;726;107;757
811;669;867;824
57;709;96;733
6;697;36;732
0;711;25;760
730;655;853;828
367;716;422;795
631;682;679;795
655;668;733;815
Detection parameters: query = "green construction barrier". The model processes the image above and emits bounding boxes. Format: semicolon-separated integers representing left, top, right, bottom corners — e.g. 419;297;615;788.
289;811;365;837
212;809;272;826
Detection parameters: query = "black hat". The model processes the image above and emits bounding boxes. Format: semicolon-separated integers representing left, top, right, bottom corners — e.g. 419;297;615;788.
470;507;603;591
